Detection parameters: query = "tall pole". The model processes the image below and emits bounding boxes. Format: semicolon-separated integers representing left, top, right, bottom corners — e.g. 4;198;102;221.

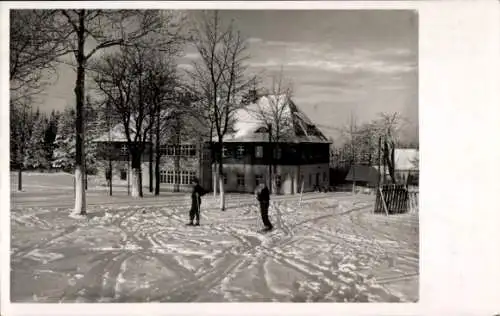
350;112;356;194
154;100;161;196
149;119;154;193
127;150;131;196
107;101;112;196
377;135;382;189
268;123;273;193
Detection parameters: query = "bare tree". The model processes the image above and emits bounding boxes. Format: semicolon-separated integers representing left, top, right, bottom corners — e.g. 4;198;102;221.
148;70;182;196
10;98;36;191
93;45;177;198
46;9;184;214
9;10;68;104
376;112;402;184
10;10;68;190
188;11;254;211
247;69;294;193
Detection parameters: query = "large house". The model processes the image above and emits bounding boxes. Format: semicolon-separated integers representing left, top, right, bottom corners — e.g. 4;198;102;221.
93;93;331;195
94;110;212;193
217;94;331;194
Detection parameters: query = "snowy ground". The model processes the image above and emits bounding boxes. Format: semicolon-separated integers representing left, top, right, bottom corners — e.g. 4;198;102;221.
10;172;419;303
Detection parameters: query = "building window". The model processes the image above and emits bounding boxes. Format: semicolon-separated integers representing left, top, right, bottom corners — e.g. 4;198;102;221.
174;170;180;184
189;145;197;156
189;171;197;184
202;148;210;160
255;145;263;158
167;145;176;156
180;170;196;184
180;145;187;156
274;147;282;159
236;145;245;159
222;146;229;158
237;174;245;187
222;173;228;185
120;145;128;156
160;170;167;183
160;170;197;184
160;144;168;156
180;144;196;156
120;169;127;180
275;175;282;189
167;171;174;183
255;174;264;186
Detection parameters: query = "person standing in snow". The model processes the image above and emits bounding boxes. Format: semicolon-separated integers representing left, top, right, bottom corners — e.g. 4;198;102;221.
187;178;207;226
255;182;273;231
105;167;112;187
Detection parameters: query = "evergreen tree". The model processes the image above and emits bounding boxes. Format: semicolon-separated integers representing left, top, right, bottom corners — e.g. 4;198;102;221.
10;104;20;168
83;96;104;175
10;99;35;190
24;109;49;169
52;101;104;173
52;107;76;172
44;109;60;169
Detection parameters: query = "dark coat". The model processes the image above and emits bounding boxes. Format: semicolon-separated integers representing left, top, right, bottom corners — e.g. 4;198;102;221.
191;184;206;211
256;185;270;204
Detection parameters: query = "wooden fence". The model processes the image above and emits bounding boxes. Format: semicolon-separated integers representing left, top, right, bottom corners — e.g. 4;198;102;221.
374;184;409;215
407;186;419;214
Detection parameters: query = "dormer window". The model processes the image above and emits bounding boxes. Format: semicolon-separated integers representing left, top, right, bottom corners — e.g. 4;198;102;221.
255;145;263;158
120;144;128;155
236;145;245;158
274;147;282;159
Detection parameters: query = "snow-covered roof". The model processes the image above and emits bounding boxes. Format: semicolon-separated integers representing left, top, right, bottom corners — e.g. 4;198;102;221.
394;148;419;171
220;95;330;143
93;108;175;143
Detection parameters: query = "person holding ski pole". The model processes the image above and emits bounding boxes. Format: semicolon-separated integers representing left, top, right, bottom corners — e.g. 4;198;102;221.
187;177;207;226
256;182;273;232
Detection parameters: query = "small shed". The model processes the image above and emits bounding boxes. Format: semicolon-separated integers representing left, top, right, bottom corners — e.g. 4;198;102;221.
345;165;380;187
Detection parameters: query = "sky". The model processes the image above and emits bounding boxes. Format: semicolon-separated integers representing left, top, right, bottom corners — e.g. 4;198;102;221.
36;9;418;144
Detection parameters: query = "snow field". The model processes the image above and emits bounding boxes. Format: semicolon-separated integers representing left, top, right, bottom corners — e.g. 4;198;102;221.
11;174;418;302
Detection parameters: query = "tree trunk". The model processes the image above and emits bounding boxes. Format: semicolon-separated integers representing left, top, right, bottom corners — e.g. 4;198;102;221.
383;139;396;184
17;168;22;191
73;11;87;215
388;142;396;184
174;146;180;193
218;140;225;211
209;124;216;197
198;140;203;189
108;159;113;196
213;164;218;197
268;125;273;194
154;119;161;196
377;136;382;188
130;152;142;198
149;132;153;193
139;165;143;197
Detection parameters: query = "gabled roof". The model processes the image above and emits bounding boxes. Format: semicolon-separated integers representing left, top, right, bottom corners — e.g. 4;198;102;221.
220;95;330;143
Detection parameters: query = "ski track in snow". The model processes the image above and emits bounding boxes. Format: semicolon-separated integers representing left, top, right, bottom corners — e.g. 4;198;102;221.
11;184;418;303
